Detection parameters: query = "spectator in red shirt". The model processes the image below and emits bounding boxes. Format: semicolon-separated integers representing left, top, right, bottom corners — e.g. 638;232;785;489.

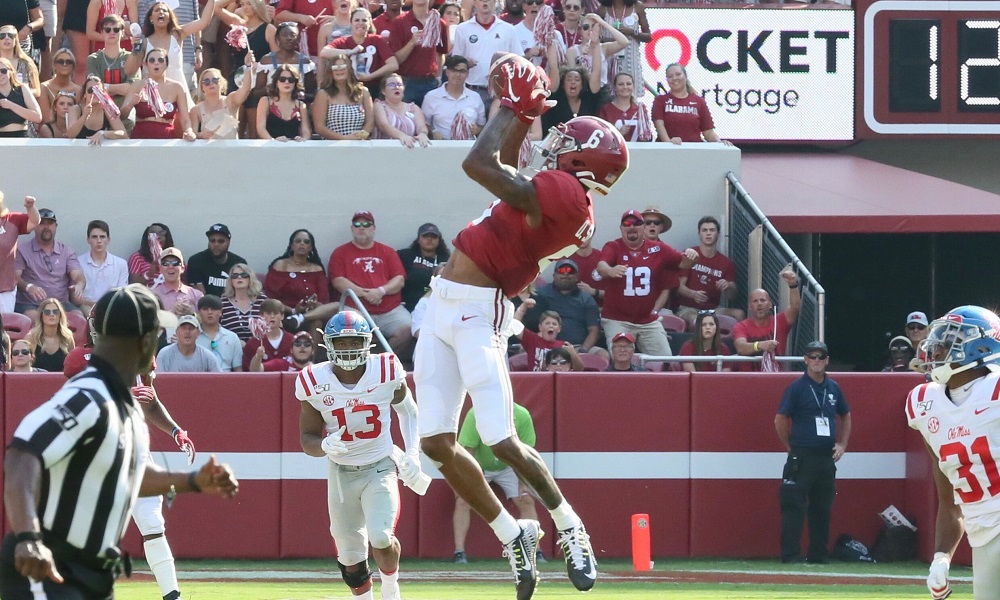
732;268;801;371
284;330;315;370
265;229;338;337
389;0;449;105
678;310;733;372
596;209;697;357
676;215;743;329
128;222;174;286
321;7;400;99
329;210;412;355
513;300;583;371
0;192;39;313
373;0;403;37
243;297;295;371
652;63;730;145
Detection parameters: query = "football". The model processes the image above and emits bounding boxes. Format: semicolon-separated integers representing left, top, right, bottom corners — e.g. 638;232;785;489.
488;52;539;100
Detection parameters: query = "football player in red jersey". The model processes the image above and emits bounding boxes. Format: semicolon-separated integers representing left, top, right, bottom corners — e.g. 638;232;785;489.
414;53;627;600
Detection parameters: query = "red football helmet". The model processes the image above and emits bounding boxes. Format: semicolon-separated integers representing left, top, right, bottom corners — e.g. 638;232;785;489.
528;116;630;196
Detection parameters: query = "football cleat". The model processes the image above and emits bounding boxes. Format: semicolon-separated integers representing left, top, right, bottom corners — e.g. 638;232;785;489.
557;522;597;592
453;550;468;564
502;519;543;600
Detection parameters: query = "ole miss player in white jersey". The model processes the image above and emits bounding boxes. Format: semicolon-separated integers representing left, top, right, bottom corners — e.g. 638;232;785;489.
908;305;1000;600
296;311;423;600
413;52;628;600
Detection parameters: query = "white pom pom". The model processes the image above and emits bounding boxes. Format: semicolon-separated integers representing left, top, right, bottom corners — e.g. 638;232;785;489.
130;22;142;37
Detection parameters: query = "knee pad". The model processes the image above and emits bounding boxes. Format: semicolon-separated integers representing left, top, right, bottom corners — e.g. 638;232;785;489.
132;496;166;536
337;560;372;590
368;528;395;551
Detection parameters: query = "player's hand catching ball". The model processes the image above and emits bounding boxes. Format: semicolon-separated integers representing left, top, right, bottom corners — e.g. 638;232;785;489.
322;426;349;459
489;52;554;124
927;552;951;599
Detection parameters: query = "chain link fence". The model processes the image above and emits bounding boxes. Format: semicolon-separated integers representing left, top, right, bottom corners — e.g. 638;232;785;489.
727;173;825;357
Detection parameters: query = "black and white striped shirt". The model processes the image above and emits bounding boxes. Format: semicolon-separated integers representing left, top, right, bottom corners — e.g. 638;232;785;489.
9;356;149;558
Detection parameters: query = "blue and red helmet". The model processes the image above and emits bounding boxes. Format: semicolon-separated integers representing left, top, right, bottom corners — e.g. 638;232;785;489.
323;310;373;370
918;305;1000;384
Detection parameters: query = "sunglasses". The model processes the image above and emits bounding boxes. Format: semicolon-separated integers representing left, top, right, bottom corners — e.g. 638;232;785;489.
890;345;911;352
697;309;716;316
330;64;349;71
147;56;167;64
621;219;643;227
278;21;299;29
277;75;297;83
11;349;31;356
525;0;544;5
57;90;77;98
103;26;123;33
231;272;251;279
906;324;926;331
54;58;76;66
202;76;220;85
42;308;60;316
0;32;16;40
805;353;828;360
293;339;313;347
160;259;181;267
554;266;576;275
644;219;662;226
0;68;9;75
353;221;373;228
564;4;581;8
549;359;569;365
385;81;404;89
580;23;590;30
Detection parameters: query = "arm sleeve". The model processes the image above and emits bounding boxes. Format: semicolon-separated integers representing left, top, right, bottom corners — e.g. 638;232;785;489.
777;385;795;416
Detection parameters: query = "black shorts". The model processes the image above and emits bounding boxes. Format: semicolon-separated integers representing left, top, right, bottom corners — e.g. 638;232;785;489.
0;535;115;600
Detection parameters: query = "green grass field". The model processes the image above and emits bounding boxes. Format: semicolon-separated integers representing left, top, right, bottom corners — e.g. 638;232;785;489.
111;558;972;599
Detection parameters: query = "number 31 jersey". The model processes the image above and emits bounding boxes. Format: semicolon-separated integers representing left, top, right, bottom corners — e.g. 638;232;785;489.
906;372;1000;547
295;353;405;467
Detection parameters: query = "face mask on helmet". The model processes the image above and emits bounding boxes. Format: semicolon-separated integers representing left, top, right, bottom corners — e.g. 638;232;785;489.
525;118;628;197
917;309;1000;384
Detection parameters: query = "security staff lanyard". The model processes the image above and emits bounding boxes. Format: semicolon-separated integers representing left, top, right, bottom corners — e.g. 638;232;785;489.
809;381;831;437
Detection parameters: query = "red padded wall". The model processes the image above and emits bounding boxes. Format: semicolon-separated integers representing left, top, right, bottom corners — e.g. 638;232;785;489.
555;372;691;558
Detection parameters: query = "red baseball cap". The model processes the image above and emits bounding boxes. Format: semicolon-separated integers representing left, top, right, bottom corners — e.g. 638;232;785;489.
612;332;636;345
352;211;375;225
620;210;643;225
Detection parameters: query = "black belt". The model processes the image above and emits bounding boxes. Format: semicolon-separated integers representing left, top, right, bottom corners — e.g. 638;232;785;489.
790;446;834;457
46;537;132;578
467;84;489;91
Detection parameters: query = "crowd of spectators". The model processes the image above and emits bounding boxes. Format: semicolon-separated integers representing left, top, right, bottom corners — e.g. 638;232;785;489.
0;0;751;143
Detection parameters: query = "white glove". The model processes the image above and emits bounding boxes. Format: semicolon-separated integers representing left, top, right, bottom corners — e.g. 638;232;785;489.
927;552;952;599
397;452;421;484
321;426;349;460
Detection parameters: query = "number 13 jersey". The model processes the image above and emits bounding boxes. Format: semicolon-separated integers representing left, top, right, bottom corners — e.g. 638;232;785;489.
907;372;1000;546
295;353;405;467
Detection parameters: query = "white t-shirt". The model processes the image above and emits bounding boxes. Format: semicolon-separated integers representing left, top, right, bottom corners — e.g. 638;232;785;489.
450;18;521;87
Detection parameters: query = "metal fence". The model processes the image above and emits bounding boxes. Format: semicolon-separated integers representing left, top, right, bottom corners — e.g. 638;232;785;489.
727;172;825;356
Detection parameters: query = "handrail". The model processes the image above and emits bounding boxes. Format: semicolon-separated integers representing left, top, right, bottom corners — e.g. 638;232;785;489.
638;354;806;371
340;289;393;354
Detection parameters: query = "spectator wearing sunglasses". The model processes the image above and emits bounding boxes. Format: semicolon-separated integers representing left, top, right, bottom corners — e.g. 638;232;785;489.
70;75;129;143
281;330;315;370
0;56;42;138
535;258;605;357
0;24;40;98
9;338;44;372
882;335;914;373
544;346;573;372
220;263;268;344
151;247;204;316
39;48;82;124
596;209;697;358
322;8;399;100
421;54;485;140
195;294;242;371
313;54;373;139
556;0;584;48
565;13;625;91
330;210;413;357
904;311;929;348
25;298;76;372
264;229;337;337
157;314;224;372
678;310;733;372
676;215;742;329
15;209;86;321
84;15;142;120
186;224;248;297
0;192;39;314
373;73;430;146
86;0;139;53
256;21;317;105
513;0;566;71
257;65;312;141
189;58;255;139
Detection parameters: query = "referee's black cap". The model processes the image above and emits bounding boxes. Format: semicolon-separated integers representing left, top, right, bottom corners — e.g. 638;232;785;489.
92;284;178;338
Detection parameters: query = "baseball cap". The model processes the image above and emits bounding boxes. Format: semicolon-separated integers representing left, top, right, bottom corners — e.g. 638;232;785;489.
176;314;200;329
641;205;673;232
91;285;178;338
612;332;636;345
38;208;56;222
888;335;913;351
418;223;441;237
206;223;231;238
160;247;183;263
620;210;644;226
352;210;375;225
804;340;829;357
554;258;578;272
906;311;929;327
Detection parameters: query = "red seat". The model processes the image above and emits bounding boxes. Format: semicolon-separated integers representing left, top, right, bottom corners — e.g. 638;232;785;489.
66;311;90;348
508;352;532;372
643;360;667;372
2;312;32;341
660;314;687;333
716;314;739;337
578;353;609;372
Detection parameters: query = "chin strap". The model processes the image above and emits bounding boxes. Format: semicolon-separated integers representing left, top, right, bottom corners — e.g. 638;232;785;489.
932;351;1000;384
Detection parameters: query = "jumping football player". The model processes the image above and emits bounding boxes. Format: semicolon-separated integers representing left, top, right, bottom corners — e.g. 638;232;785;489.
413;52;629;599
908;305;1000;600
296;311;423;600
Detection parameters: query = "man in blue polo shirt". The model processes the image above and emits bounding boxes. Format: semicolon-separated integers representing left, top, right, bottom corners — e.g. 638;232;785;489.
774;340;851;564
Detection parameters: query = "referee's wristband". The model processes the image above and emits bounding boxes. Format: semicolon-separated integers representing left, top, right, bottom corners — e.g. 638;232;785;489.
188;471;202;493
14;531;42;543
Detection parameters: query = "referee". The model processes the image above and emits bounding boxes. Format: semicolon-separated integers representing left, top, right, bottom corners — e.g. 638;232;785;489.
774;340;851;565
1;285;239;600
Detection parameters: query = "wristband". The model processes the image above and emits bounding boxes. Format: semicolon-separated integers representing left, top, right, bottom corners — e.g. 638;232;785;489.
14;531;42;543
25;283;33;290
753;341;759;352
188;471;202;493
171;426;181;437
789;283;799;289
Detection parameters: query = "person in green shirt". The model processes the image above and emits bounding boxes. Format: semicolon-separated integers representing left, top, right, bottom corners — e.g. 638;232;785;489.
452;403;543;564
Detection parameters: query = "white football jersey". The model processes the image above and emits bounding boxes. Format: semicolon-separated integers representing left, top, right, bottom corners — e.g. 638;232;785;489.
907;372;1000;546
295;353;405;467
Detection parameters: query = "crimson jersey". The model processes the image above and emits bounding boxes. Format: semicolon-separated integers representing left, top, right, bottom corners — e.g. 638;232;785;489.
598;239;683;324
454;169;595;298
327;34;394;78
329;241;407;314
651;92;715;143
680;248;735;310
906;374;1000;546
